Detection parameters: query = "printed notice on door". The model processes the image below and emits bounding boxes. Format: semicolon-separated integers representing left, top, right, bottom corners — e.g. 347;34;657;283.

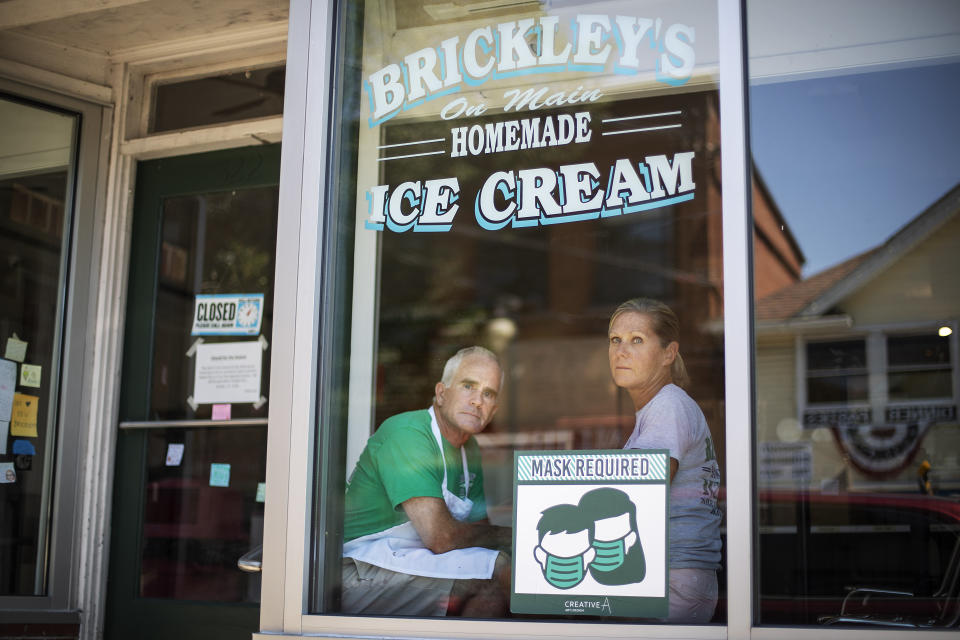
193;341;262;404
511;449;669;618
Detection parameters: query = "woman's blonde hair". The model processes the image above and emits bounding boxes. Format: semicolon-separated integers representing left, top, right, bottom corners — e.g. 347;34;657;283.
609;298;690;388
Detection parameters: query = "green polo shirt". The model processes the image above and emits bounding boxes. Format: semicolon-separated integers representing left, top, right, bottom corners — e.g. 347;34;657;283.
343;409;487;542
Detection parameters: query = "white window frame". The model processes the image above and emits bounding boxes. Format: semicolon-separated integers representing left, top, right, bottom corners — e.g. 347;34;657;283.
260;1;751;638
259;0;960;638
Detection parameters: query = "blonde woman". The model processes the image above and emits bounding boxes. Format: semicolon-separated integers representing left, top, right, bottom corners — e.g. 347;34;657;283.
608;298;722;623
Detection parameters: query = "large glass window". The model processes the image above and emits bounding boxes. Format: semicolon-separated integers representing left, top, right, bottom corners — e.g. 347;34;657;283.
312;0;731;626
750;0;960;628
0;95;78;595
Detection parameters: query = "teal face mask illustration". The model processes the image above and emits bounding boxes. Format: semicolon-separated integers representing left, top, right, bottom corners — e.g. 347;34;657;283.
535;542;596;590
544;553;585;589
591;536;626;572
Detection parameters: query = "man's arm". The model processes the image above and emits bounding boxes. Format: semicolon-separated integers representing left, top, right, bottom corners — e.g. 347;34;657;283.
402;496;511;554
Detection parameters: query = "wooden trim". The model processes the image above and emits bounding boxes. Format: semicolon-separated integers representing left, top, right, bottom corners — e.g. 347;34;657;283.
0;60;112;105
120;117;283;160
112;22;288;64
0;0;150;30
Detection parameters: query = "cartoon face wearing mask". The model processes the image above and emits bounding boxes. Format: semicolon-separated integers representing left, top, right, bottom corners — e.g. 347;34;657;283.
534;504;596;590
578;487;646;586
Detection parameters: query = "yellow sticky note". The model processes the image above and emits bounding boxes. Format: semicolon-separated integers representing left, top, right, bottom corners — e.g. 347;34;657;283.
11;392;38;437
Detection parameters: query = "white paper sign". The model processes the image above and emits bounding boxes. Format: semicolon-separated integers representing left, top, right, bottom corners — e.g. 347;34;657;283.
193;341;263;404
0;358;15;422
758;441;813;486
191;294;264;336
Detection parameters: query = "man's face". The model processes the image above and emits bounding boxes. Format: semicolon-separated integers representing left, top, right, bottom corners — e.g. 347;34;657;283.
434;354;501;439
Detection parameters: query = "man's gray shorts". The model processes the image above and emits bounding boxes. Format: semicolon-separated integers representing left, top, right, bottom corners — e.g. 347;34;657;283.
340;557;456;616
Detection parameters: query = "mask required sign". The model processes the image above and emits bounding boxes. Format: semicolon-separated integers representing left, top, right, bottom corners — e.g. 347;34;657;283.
511;449;669;618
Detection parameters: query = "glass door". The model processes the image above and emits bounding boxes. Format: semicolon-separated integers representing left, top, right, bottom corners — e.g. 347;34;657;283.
105;145;280;640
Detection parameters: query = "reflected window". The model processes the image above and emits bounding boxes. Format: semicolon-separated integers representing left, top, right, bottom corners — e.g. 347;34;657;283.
887;334;952;402
805;340;869;405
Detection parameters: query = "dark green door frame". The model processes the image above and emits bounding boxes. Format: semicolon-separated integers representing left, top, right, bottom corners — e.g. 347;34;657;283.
106;144;281;640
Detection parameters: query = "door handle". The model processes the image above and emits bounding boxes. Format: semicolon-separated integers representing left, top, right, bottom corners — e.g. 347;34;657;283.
238;544;263;573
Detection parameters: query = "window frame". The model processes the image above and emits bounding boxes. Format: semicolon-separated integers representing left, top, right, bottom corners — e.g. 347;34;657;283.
261;0;754;637
0;79;106;617
259;0;960;637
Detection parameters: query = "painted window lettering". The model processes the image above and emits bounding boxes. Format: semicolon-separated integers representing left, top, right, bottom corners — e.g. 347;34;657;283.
364;178;461;232
473;152;695;230
365;14;696;126
450;112;593;158
365;152;695;232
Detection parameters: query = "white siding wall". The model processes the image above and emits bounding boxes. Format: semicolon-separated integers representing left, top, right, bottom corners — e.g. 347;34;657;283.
844;213;960;325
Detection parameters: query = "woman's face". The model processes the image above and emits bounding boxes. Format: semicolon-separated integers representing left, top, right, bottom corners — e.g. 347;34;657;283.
608;311;677;394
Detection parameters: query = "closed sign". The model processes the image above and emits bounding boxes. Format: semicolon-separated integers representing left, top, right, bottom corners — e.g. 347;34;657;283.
191;294;264;336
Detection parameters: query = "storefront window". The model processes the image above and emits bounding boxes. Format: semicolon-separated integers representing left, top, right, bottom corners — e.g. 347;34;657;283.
750;0;960;628
312;0;730;625
0;95;78;595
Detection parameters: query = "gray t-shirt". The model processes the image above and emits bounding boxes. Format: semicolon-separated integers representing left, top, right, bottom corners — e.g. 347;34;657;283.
624;384;722;569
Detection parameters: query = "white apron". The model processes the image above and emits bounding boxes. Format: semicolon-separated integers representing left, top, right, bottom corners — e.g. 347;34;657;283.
342;407;499;579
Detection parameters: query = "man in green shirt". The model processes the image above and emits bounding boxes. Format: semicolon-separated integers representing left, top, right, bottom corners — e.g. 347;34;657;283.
341;346;512;617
